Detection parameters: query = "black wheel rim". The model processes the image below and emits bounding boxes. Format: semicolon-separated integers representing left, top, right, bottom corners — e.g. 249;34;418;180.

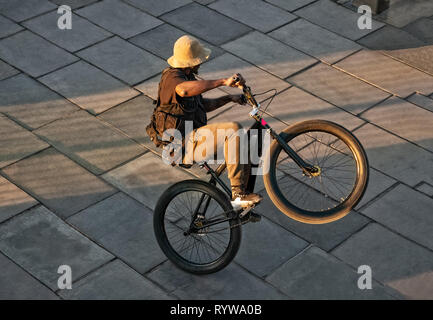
163;189;233;265
274;130;359;213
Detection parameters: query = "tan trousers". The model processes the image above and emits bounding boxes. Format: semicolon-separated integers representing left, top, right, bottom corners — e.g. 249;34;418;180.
183;122;249;187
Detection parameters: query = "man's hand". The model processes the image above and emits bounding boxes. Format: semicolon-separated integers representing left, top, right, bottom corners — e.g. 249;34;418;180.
231;94;246;105
224;73;246;88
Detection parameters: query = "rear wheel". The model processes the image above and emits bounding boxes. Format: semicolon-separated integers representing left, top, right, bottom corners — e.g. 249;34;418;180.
154;179;241;274
264;120;369;224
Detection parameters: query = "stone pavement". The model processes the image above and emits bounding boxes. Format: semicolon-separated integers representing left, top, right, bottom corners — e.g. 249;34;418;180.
0;0;432;300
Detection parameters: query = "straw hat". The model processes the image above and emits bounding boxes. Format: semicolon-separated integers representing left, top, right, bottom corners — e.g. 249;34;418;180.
167;35;211;68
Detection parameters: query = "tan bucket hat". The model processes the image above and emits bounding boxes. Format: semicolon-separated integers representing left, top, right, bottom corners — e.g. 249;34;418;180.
167;35;211;68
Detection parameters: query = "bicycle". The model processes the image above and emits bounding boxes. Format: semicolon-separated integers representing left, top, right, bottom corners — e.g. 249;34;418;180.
153;82;369;274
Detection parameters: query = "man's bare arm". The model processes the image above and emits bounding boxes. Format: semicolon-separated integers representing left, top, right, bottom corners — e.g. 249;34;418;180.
175;79;226;97
175;73;246;97
203;94;245;112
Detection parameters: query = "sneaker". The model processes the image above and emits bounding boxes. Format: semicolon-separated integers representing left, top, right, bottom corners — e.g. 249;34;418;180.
231;186;263;207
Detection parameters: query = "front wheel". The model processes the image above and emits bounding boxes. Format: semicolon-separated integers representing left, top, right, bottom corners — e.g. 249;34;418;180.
264;120;369;224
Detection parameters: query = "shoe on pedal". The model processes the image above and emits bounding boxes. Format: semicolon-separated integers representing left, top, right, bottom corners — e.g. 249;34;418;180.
231;186;263;208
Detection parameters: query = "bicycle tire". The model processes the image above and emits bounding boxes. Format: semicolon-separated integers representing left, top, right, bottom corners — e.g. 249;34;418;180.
154;179;241;274
263;120;369;224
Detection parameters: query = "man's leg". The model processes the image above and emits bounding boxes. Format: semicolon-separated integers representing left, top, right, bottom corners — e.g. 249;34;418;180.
183;122;262;209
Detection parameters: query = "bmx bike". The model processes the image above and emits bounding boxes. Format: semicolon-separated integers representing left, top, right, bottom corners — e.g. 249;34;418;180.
154;82;369;274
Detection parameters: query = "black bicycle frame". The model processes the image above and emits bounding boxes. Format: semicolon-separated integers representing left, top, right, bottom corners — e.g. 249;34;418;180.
188;86;317;231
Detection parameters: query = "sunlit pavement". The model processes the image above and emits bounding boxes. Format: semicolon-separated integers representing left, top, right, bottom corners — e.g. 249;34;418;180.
0;0;432;300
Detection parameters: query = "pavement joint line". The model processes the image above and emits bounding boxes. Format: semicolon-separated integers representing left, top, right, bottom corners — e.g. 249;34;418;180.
53;256;118;295
290;1;387;43
263;243;314;285
324;223;406;300
95;149;149;177
264;0;320;13
231;261;293;299
68;34;116;54
330;60;398;96
61;191;121;221
0;144;52;172
380;49;433;78
284;78;376;120
330;47;364;65
356;94;394;117
27;109;83;132
55;210;178;297
0;243;61;298
356;112;433;156
0;202;41;227
1;144;122;217
337;199;433;256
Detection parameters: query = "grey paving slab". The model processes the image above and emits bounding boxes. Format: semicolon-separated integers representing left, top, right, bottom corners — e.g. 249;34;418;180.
2;148;116;218
0;59;18;80
199;53;290;96
124;0;192;16
357;25;426;51
288;63;390;114
77;37;166;85
235;217;308;277
404;18;433;44
296;0;384;40
0;252;58;300
134;74;160;100
222;31;317;78
34;110;145;175
68;192;167;274
102;152;193;209
76;0;162;39
263;85;365;130
362;96;433;152
23;11;112;52
353;123;433;187
0;31;78;77
0;74;79;130
195;0;216;3
0;205;113;290
266;246;396;299
0;175;37;223
416;182;433;197
407;93;433;112
269;19;361;64
0;15;23;38
336;49;433;98
0;116;49;168
59;260;172;299
333;223;433;299
0;0;55;22
49;0;98;9
148;260;288;299
39;61;139;115
266;0;317;11
361;184;433;250
129;23;224;61
160;2;251;45
210;0;296;33
377;0;433;28
384;46;433;76
356;167;396;209
194;0;216;4
98;95;156;147
257;192;370;251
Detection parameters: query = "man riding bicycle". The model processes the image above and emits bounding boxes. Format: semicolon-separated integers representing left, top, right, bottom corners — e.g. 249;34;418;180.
147;35;262;213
